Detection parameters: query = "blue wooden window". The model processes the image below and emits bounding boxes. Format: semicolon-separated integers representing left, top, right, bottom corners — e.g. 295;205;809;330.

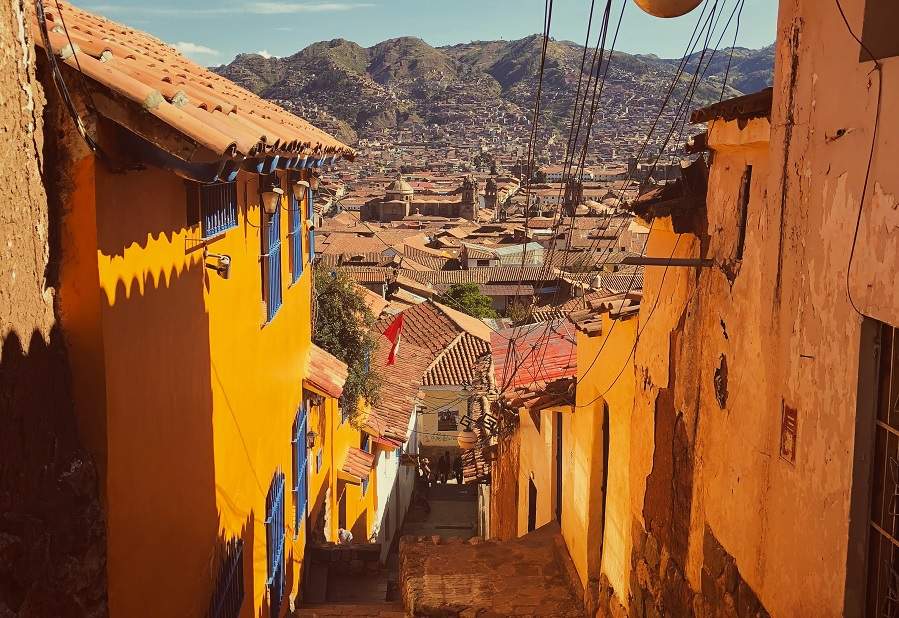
208;538;244;618
316;448;323;474
307;187;316;263
288;189;303;284
361;476;369;497
200;181;238;238
292;405;308;540
265;469;286;618
262;198;282;322
361;433;370;453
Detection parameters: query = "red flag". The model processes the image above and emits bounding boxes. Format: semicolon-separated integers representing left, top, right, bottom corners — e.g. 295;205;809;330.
383;314;404;365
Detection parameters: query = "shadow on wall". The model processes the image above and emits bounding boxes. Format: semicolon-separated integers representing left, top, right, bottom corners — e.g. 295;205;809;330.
0;327;107;617
101;252;219;616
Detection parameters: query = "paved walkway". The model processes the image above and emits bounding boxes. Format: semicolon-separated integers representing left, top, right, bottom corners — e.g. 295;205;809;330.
401;482;478;540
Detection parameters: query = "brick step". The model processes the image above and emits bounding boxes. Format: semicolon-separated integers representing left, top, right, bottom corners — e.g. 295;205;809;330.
294;602;406;617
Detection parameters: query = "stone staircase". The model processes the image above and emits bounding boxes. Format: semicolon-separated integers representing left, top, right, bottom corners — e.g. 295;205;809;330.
294;602;406;617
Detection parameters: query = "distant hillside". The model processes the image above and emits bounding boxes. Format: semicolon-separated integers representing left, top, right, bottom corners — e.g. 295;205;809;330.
212;36;774;146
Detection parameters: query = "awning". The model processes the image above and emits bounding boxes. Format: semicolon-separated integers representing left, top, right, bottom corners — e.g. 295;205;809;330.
372;434;403;449
303;344;348;399
338;447;374;485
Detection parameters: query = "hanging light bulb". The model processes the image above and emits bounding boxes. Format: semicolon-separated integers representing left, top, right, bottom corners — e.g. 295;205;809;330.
632;0;702;18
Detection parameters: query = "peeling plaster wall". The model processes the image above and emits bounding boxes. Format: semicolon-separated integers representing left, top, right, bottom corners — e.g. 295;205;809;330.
607;0;899;614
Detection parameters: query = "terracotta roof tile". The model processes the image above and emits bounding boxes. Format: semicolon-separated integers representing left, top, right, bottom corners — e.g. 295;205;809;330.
33;1;353;161
362;341;431;443
303;344;348;399
341;447;374;481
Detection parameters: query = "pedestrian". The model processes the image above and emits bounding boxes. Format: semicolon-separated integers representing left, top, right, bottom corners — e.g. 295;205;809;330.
419;457;432;490
439;451;451;484
338;528;353;545
453;455;463;485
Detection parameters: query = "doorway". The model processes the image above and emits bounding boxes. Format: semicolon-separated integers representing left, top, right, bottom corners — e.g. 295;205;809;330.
527;478;537;533
599;402;610;560
555;412;563;524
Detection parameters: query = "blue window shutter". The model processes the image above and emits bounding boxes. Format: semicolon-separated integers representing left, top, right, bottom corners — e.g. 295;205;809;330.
290;190;303;284
265;469;285;618
307;187;315;263
292;405;308;539
264;198;282;321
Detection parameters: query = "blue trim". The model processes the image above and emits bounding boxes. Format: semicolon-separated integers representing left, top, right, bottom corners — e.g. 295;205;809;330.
265;469;286;618
200;181;238;238
289;189;303;284
292;405;308;540
307;187;315;264
264;197;282;322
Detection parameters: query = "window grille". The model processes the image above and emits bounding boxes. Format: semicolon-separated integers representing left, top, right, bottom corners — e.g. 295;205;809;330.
199;182;238;238
307;187;316;263
288;189;303;284
265;469;286;618
207;538;244;618
262;200;282;322
362;476;369;497
292;405;308;540
867;323;899;617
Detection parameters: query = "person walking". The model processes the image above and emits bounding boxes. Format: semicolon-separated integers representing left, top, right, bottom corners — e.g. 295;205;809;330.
453;455;463;485
438;451;451;484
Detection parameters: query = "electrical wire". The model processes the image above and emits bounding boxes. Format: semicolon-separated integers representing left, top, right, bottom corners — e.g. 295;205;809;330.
834;0;884;318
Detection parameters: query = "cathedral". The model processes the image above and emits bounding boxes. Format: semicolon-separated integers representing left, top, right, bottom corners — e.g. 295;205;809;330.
362;174;487;222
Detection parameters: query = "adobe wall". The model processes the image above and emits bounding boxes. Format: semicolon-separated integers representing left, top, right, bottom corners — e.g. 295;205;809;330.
0;5;107;615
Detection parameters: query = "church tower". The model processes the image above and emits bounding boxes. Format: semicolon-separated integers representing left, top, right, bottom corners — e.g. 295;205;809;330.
460;175;480;221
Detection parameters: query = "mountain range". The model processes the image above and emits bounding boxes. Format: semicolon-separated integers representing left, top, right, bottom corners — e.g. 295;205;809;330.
213;35;774;146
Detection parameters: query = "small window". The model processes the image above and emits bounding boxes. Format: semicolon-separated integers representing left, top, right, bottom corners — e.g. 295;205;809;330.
438;410;458;432
316;448;323;474
265;469;286;618
207;538;244;618
361;476;369;497
477;259;491;267
194;181;238;238
361;433;370;453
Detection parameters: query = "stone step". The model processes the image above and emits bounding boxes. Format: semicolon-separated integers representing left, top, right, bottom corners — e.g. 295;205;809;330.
294;602;406;617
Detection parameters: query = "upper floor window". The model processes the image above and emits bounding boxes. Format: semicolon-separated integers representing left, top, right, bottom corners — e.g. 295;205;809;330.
262;200;283;322
307;186;316;264
187;181;238;238
289;186;304;284
438;410;458;432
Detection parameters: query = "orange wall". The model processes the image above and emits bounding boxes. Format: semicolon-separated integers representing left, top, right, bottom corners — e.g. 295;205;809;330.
60;150;323;617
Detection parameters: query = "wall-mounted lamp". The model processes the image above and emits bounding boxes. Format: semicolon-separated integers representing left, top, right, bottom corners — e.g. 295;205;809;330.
306;430;318;449
261;187;284;215
457;429;478;450
204;251;232;279
292;180;310;201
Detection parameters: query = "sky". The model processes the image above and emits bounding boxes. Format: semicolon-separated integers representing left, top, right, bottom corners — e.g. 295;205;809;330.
83;0;780;64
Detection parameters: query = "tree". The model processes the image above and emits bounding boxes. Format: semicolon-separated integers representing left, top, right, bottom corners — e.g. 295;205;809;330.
438;283;499;319
313;270;381;423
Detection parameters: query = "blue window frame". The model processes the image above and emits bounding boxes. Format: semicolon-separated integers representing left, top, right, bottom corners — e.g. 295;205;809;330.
361;433;370;453
265;469;286;618
208;538;244;618
200;181;238;238
307;187;316;263
262;195;282;322
288;188;303;284
292;404;308;540
316;448;323;474
361;476;369;497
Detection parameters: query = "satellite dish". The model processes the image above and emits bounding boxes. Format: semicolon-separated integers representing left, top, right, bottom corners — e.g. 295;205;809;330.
633;0;703;18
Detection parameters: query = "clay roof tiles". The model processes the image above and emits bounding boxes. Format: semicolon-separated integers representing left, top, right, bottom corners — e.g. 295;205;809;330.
341;447;374;481
303;344;349;399
33;1;353;161
362;340;431;444
491;320;577;392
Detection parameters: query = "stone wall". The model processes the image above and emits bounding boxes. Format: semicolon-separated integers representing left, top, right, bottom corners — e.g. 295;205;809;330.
0;3;107;615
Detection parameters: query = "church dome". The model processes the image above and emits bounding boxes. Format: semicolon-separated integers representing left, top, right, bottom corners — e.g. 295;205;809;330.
386;174;414;196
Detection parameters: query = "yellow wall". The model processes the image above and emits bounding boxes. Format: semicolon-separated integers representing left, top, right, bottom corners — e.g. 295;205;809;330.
516;407;558;536
60;147;325;617
330;407;375;542
572;314;639;600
